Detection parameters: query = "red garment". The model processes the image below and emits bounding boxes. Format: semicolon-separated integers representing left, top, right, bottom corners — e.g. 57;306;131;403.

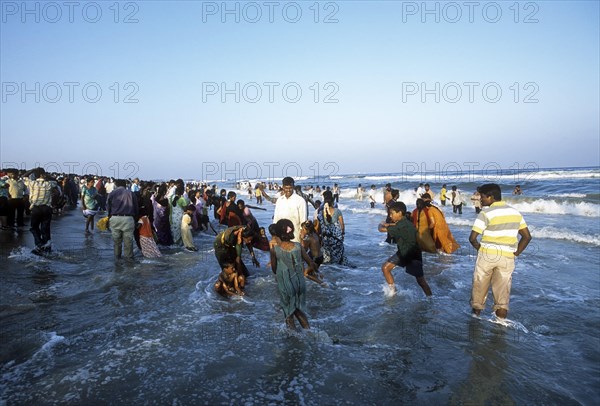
219;201;242;226
138;216;154;238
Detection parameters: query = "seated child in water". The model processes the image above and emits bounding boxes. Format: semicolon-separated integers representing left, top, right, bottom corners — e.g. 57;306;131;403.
214;262;245;297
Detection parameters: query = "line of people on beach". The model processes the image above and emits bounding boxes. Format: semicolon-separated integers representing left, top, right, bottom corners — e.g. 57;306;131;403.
1;169;531;331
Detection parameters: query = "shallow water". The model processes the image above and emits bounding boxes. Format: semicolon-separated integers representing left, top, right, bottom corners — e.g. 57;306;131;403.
1;167;599;404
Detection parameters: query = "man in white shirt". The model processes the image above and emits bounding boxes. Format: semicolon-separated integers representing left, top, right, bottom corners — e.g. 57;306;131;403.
368;185;377;208
272;177;307;243
105;178;115;194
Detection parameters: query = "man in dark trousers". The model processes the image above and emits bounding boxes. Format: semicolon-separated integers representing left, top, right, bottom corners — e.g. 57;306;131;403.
22;168;57;254
107;179;138;259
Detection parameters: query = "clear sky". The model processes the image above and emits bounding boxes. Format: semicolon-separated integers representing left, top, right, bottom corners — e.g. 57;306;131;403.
1;0;599;181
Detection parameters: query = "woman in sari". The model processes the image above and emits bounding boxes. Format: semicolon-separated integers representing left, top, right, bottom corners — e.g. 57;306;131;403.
151;183;173;246
317;197;348;265
169;184;189;245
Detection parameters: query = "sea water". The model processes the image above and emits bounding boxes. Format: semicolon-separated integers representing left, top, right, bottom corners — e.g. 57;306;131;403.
1;166;599;404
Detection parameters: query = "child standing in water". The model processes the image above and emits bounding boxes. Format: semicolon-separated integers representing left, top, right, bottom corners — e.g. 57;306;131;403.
378;201;432;297
270;219;317;330
300;220;324;284
182;204;198;252
81;177;98;233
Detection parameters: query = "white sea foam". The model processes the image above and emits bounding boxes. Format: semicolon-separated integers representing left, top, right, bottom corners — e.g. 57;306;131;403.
182;167;599;186
548;193;587;198
511;200;600;217
305;328;334;345
339;189;362;199
444;217;474;227
521;169;599;180
8;246;49;262
232;295;254;304
337;188;383;201
530;226;600;246
382;284;415;299
354;168;599;182
38;332;65;354
488;317;529;333
453;169;598;182
140;259;162;264
363;175;406;181
339;189;599;218
348;207;387;216
382;284;396;298
452;280;466;289
542;292;586;303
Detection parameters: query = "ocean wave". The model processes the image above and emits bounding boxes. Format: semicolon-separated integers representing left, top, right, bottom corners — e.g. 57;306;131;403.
341;197;599;223
235;176;310;185
338;188;428;204
181;167;599;186
511;200;600;217
529;226;600;246
332;167;599;183
444;217;474;227
547;193;587;198
521;169;599;180
340;189;361;199
348;207;388;216
38;332;66;354
363;175;405;181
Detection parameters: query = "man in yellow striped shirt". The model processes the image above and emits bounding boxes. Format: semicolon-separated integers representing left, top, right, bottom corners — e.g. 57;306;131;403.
469;183;532;319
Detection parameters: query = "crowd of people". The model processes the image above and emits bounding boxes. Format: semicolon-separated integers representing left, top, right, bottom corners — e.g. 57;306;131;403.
1;168;531;330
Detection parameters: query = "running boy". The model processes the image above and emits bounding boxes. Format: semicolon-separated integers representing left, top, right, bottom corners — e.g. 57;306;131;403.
378;201;432;296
